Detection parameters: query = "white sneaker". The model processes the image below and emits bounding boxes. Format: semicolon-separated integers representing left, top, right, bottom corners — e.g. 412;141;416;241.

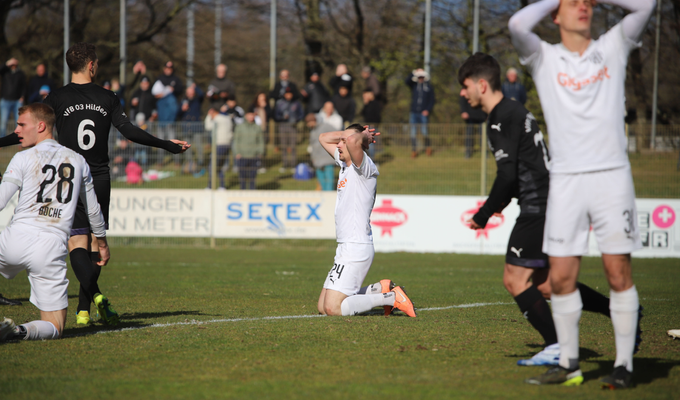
0;317;17;341
668;329;680;339
517;343;560;366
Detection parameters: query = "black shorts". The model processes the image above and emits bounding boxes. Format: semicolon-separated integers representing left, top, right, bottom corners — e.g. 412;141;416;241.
71;179;110;236
506;214;548;268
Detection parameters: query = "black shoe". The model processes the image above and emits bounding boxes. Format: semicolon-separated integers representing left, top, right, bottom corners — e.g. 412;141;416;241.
634;305;643;354
0;294;22;306
601;366;633;389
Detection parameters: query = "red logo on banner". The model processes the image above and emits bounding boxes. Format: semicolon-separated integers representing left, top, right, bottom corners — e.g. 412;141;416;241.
461;201;505;239
371;199;408;237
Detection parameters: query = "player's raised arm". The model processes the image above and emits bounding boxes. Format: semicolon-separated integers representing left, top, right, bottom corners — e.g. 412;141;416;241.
318;130;347;157
508;0;559;59
110;97;190;154
602;0;655;41
0;133;20;148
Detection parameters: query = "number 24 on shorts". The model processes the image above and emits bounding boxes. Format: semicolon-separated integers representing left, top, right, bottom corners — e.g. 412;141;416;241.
329;263;345;283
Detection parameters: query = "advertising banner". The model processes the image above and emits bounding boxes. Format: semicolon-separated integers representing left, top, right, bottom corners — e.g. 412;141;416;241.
212;190;337;239
108;189;212;237
1;188;678;258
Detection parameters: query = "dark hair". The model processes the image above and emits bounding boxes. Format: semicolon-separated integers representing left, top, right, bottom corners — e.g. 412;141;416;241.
457;52;501;92
19;103;56;131
66;42;97;73
345;123;364;133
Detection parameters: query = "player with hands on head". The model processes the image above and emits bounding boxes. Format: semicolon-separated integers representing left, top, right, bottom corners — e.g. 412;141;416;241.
0;103;107;341
0;43;190;328
460;52;616;372
509;0;655;388
316;124;416;318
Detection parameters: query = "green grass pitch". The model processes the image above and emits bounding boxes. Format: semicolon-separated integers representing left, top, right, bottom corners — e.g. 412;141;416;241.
1;246;679;399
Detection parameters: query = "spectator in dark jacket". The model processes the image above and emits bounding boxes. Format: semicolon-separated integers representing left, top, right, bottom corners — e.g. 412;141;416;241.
501;68;527;105
459;95;487;158
152;60;184;123
360;90;382;124
25;63;56;105
300;72;329;114
329;64;353;95
130;76;156;122
0;58;26;137
207;63;235;110
269;69;300;101
361;66;381;101
274;87;304;171
405;68;435;157
331;85;355;126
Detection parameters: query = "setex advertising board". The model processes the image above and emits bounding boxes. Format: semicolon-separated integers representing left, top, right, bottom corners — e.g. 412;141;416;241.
212;190;337;239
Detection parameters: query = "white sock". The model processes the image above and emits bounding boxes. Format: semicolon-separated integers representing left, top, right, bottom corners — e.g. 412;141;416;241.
340;292;395;316
551;290;582;370
21;320;60;340
365;282;382;295
610;285;639;373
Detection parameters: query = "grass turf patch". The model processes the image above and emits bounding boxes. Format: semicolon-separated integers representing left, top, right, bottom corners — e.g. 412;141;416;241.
0;248;679;399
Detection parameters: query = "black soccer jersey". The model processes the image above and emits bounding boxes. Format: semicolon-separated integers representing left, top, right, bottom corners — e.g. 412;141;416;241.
43;82;181;179
472;97;550;228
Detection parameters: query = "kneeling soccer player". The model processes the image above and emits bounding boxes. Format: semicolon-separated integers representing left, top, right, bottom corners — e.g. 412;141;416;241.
0;103;109;341
459;53;623;368
316;124;416;317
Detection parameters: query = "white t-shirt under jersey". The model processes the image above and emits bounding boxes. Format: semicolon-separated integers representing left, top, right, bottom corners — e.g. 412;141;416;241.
521;23;639;174
334;148;379;244
0;139;105;241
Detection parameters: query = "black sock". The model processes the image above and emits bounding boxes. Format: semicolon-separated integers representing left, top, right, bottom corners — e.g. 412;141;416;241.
514;285;558;346
78;286;90;313
578;282;610;318
70;248;102;311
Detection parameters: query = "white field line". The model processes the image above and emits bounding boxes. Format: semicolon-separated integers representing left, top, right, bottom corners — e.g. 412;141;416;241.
63;301;515;338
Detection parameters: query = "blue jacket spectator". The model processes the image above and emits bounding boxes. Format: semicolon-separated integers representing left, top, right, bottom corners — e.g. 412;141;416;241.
179;84;204;122
501;68;527;105
25;63;56;104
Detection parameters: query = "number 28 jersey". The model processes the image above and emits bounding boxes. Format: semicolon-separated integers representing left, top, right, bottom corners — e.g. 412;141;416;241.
1;139;105;241
44;83;131;179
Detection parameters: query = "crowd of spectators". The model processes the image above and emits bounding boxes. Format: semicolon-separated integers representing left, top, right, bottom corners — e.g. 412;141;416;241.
0;56;530;188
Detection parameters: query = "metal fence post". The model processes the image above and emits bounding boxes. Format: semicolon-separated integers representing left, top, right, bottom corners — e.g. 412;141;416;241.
210;126;217;248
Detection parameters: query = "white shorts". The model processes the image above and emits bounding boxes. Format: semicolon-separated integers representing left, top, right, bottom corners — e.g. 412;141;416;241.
543;166;642;257
0;225;69;312
323;242;374;296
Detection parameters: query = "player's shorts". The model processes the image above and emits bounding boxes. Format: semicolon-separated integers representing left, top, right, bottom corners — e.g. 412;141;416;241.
0;225;69;311
71;178;110;236
323;242;375;296
543;166;642;257
506;214;548;268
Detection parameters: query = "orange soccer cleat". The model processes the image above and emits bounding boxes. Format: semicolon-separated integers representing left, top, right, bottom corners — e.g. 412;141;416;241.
391;286;417;317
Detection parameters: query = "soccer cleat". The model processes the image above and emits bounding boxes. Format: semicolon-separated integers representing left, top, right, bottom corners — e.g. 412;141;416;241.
0;293;22;306
601;366;633;389
93;293;119;326
391;286;416;317
668;329;680;339
76;310;93;326
517;343;560;366
525;366;583;386
0;317;18;341
634;305;643;354
380;279;396;316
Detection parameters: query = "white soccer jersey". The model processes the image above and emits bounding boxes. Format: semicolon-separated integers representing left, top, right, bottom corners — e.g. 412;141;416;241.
334;148;379;244
0;139;105;241
521;23;638;174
